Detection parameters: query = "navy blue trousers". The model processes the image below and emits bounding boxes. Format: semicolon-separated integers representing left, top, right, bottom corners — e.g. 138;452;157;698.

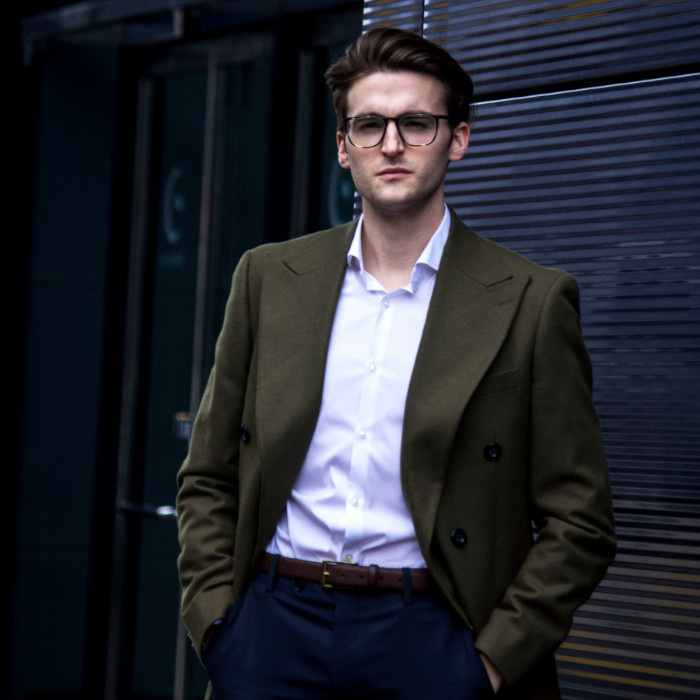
204;563;494;699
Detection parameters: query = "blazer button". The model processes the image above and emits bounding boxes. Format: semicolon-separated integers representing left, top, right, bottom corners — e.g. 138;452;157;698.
483;442;502;462
240;425;251;444
450;528;467;549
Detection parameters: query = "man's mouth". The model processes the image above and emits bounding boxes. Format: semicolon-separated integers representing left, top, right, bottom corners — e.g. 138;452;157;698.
377;167;411;180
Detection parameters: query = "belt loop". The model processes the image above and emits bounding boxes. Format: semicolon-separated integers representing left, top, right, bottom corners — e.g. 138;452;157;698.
266;554;280;592
402;567;412;605
368;564;379;589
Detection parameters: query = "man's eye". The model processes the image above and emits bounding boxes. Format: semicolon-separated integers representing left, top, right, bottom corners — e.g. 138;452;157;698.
355;119;383;131
401;117;432;130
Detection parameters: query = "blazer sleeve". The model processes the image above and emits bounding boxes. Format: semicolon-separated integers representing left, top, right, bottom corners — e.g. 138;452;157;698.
475;271;616;686
176;249;256;659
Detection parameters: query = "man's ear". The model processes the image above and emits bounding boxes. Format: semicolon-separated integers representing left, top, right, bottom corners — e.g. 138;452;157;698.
448;122;470;163
337;131;351;169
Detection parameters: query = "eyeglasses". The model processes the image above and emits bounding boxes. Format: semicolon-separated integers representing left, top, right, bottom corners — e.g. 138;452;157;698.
343;113;450;148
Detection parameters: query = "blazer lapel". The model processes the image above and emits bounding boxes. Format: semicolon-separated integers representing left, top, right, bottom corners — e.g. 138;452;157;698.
401;216;530;557
255;221;355;543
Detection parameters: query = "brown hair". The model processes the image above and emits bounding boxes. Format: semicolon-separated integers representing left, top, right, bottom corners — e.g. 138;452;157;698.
325;27;474;131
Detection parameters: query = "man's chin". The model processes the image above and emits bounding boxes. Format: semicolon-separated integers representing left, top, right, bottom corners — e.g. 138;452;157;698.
363;191;438;217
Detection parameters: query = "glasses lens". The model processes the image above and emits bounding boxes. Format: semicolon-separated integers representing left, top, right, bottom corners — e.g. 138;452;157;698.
347;117;386;147
398;115;438;146
346;115;440;147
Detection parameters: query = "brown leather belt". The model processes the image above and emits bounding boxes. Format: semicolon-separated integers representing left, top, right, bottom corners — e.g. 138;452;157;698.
261;553;433;592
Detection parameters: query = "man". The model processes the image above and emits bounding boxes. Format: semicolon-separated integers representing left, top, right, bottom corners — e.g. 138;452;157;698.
177;27;616;699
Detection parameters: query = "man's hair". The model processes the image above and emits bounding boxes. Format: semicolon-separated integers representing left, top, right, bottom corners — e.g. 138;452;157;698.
325;27;474;131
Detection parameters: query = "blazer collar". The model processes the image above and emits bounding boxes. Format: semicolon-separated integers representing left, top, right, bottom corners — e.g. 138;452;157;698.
254;221;356;547
280;219;356;276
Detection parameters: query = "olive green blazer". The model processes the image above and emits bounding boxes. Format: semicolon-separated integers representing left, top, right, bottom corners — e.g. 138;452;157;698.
177;213;616;699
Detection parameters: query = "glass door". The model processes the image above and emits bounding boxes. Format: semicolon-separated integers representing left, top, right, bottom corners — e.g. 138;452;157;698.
108;37;276;700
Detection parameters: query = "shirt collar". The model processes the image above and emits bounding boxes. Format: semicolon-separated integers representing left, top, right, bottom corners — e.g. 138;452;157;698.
347;205;451;274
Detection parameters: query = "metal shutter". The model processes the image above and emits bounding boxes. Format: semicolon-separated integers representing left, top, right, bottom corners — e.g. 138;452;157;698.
424;0;700;96
450;75;700;698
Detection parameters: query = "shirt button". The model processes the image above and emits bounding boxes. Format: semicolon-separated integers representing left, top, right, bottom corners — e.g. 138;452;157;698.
350;495;359;507
344;554;354;563
369;361;377;372
382;300;390;308
358;429;367;439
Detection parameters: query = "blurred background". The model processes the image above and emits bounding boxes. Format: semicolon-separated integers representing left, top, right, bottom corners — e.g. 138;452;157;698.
9;1;699;698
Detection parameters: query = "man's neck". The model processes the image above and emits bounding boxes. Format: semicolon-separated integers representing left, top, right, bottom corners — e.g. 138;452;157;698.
360;200;446;292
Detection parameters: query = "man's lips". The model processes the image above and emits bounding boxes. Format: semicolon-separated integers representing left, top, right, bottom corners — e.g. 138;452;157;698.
377;167;411;180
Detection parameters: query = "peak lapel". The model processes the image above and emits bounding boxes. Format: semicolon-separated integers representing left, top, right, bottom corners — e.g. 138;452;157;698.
255;222;355;540
401;218;530;556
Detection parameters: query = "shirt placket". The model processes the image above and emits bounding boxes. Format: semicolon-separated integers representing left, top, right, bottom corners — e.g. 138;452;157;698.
341;287;396;564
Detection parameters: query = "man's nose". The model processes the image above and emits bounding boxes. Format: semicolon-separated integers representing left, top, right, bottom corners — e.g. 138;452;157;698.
381;119;404;155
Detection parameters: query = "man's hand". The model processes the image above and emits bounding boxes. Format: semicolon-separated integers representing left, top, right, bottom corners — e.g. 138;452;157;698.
479;653;503;694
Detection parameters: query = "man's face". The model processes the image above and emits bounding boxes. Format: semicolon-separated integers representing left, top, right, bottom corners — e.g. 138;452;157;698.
337;71;469;218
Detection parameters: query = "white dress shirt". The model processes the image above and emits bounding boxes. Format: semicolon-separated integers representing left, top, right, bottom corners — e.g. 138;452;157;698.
267;207;451;568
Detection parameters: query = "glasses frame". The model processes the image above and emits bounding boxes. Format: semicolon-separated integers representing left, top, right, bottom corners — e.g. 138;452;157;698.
342;113;451;148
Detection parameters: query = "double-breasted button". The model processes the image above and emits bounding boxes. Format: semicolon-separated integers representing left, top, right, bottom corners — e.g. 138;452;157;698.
240;425;251;444
450;528;467;549
483;442;502;462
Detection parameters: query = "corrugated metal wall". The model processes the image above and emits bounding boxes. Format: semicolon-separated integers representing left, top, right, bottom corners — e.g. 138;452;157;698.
363;1;699;697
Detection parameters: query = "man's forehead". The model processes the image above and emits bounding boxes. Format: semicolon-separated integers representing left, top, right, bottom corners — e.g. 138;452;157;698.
345;70;448;114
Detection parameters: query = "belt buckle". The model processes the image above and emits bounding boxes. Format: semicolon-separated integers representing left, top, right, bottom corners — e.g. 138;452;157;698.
321;560;356;589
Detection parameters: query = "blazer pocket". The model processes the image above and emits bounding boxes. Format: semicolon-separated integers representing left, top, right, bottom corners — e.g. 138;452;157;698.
472;367;519;397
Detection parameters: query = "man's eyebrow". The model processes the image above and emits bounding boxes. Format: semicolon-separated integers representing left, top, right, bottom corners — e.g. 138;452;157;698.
348;111;434;118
